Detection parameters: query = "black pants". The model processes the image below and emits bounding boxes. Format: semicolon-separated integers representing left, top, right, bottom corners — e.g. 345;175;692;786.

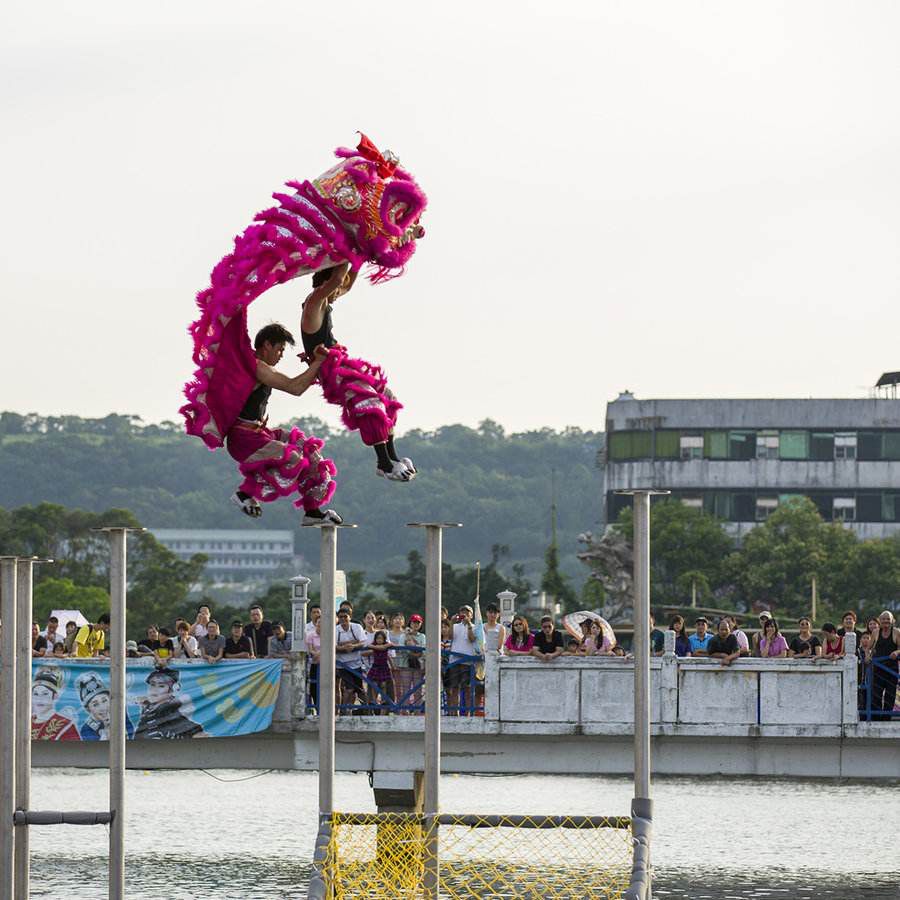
872;660;898;721
308;663;319;712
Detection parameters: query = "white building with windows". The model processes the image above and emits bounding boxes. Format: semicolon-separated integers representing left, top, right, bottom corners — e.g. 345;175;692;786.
601;392;900;538
150;528;297;581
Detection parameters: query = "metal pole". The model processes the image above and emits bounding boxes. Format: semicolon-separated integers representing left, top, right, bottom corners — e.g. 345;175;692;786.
423;525;442;899
108;530;127;900
633;493;651;801
0;557;18;900
318;526;337;817
811;575;817;624
407;522;460;900
14;560;33;900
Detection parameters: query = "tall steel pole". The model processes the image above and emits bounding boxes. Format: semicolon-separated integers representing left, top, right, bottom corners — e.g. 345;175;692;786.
14;560;34;900
318;525;337;816
0;557;17;900
632;493;651;801
408;522;461;900
108;529;127;900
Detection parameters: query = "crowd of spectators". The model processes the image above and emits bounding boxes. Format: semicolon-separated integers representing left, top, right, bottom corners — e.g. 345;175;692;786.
23;599;899;720
28;604;294;664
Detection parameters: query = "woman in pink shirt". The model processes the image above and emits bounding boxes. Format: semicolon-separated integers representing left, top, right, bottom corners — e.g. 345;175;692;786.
758;618;788;658
504;616;535;655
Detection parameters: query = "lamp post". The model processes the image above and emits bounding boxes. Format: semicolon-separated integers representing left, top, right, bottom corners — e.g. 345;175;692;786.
496;590;517;628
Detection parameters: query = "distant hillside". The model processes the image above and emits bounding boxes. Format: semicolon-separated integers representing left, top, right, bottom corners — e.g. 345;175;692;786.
0;413;602;587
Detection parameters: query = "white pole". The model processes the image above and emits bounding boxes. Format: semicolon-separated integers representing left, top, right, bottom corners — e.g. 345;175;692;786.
14;560;33;900
632;493;651;801
423;525;442;899
407;522;460;900
318;526;337;817
0;557;18;900
108;530;127;900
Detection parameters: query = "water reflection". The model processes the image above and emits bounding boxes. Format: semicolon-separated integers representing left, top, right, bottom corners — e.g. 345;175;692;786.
27;856;900;899
24;770;900;899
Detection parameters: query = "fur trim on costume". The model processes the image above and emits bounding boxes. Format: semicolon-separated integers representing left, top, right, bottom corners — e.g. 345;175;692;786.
237;429;336;512
318;347;402;446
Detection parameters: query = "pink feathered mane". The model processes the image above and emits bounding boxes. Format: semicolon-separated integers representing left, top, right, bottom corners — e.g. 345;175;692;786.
180;138;426;449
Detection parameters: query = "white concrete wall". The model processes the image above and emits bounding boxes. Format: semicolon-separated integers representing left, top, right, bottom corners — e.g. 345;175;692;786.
489;653;857;728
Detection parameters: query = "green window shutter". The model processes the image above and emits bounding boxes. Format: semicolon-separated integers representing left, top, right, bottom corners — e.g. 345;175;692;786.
779;431;809;459
705;431;728;459
633;431;652;458
609;432;631;460
654;431;679;458
882;492;900;522
609;431;652;460
883;433;900;460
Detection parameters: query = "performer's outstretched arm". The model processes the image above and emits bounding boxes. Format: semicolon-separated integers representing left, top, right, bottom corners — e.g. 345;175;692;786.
256;344;327;396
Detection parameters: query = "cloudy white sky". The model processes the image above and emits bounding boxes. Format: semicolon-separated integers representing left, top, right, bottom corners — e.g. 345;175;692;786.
3;2;899;434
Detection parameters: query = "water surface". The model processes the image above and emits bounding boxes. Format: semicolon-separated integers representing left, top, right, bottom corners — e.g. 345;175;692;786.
25;770;899;898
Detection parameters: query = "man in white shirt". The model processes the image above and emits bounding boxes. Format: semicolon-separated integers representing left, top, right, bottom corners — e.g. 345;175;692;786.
446;605;480;715
305;604;321;636
41;616;65;651
335;609;366;710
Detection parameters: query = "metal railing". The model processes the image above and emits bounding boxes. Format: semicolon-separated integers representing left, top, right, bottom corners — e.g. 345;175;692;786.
861;655;900;721
306;650;485;717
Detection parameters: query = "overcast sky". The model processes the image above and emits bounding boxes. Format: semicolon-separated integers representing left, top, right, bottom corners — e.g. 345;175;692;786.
3;2;899;434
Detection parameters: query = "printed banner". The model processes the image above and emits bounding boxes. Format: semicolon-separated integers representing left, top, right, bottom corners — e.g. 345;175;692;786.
30;659;283;741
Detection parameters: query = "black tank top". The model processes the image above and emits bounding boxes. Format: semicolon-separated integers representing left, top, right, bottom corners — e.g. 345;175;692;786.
238;383;272;422
873;628;898;660
301;304;337;360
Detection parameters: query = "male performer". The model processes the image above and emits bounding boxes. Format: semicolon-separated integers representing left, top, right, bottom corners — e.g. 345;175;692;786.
227;324;343;524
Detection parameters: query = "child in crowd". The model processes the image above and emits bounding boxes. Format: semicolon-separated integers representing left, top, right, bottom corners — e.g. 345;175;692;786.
361;631;394;714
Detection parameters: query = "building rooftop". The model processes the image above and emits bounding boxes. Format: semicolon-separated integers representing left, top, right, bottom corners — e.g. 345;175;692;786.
150;528;293;542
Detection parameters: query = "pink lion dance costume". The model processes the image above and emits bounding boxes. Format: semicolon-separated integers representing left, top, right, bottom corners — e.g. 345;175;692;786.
180;134;427;513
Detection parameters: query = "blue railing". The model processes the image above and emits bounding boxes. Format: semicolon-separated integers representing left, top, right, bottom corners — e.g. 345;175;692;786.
306;649;485;717
862;655;900;721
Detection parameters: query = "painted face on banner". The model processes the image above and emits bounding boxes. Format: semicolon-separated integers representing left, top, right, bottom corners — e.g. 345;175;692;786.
147;676;174;705
87;692;111;725
32;684;56;719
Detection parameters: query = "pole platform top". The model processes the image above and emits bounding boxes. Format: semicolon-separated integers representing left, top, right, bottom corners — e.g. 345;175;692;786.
301;523;358;528
406;522;463;528
90;526;147;533
613;489;671;496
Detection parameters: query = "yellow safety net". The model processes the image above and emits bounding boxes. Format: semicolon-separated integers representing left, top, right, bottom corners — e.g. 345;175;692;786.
322;811;633;899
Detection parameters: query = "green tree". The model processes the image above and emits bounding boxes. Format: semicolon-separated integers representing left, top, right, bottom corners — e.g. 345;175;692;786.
727;497;856;619
580;577;606;610
33;578;110;624
830;539;900;614
541;541;576;612
616;499;733;603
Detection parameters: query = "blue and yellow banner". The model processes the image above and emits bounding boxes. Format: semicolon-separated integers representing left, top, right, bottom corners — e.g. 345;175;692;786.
29;659;283;741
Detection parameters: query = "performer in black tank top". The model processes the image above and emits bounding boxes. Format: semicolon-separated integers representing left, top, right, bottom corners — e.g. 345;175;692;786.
300;264;417;482
871;613;900;720
238;383;272;422
301;305;337;362
223;321;343;527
